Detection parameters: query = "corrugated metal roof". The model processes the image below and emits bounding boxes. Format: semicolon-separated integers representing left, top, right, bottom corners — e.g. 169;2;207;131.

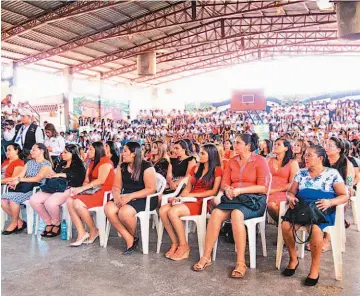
35;24;80;42
1;1;44;18
1;8;28;24
27;1;64;11
50;20;96;37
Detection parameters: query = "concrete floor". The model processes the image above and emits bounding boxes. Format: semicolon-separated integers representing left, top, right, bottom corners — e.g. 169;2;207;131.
1;220;360;296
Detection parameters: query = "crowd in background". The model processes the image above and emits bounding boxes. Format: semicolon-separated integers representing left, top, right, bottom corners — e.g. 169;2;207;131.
1;96;360;286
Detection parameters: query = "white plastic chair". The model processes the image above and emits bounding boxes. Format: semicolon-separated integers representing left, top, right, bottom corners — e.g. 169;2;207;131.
350;185;360;232
212;175;272;269
104;173;167;254
275;200;346;281
66;190;112;246
1;185;40;234
156;177;189;253
179;191;222;257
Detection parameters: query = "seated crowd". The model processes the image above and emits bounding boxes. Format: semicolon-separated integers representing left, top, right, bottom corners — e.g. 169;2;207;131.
1;98;360;287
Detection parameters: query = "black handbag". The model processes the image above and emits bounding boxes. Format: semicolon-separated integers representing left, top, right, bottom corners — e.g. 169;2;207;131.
282;199;328;244
218;193;266;211
10;182;40;193
40;178;68;194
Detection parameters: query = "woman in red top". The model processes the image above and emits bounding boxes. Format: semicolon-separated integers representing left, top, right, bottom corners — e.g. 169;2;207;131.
159;144;222;261
1;144;24;184
222;139;235;169
67;142;115;247
193;133;271;278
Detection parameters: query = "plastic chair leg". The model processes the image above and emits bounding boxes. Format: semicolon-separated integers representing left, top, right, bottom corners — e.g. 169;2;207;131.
352;199;360;231
156;220;164;253
330;229;343;280
212;238;218;262
247;223;257;269
139;216;150;255
25;204;34;234
104;220;111;248
296;230;306;259
275;223;284;270
1;208;7;231
196;219;206;258
34;214;40;236
259;221;267;257
184;221;189;243
97;212;106;247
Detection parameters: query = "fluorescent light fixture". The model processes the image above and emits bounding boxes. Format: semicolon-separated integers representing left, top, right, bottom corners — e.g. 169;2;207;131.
316;0;333;10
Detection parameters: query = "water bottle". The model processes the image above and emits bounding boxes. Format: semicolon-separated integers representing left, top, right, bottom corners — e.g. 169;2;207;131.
61;219;67;240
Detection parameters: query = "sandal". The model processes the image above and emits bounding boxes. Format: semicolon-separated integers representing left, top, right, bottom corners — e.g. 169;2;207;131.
42;225;61;238
165;243;178;258
193;256;212;272
41;224;54;237
231;262;247;278
170;245;190;261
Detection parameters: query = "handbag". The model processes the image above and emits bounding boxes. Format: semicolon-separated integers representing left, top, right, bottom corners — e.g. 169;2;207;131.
218;193;266;211
81;187;102;195
282;199;328;244
40;178;68;194
10;182;40;193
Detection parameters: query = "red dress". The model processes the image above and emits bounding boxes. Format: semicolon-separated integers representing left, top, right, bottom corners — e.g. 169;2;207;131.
73;157;115;208
268;158;293;204
1;159;24;178
183;166;223;215
222;150;232;169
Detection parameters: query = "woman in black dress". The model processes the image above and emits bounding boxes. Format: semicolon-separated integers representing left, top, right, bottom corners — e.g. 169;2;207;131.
150;140;169;179
104;141;157;255
166;140;196;192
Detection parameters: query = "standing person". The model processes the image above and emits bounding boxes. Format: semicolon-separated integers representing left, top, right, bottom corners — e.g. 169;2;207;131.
1;143;52;235
44;123;65;168
12;109;44;158
159;144;222;260
193;133;270;278
30;144;86;238
66;142;115;246
267;139;299;221
105;140;120;168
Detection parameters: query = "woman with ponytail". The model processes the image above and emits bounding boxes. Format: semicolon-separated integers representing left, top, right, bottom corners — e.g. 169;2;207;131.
1;143;52;235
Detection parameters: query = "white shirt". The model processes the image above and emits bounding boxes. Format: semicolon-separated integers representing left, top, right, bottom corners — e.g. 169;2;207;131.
45;136;65;156
3;127;15;141
14;124;44;149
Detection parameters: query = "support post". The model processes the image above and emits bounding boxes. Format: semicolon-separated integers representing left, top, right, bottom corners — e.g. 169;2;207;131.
63;67;73;129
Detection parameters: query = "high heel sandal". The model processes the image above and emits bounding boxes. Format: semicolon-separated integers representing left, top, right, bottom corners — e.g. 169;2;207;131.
193;257;212;272
170;245;190;261
231;262;247;278
165;244;178;258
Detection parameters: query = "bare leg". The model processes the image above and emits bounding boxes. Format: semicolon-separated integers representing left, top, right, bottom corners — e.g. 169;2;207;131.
159;204;178;244
168;204;191;246
105;202;134;248
7;201;21;231
1;200;12;217
267;202;280;222
118;205;137;248
203;209;231;259
231;210;247;264
307;225;323;279
66;198;87;242
73;199;98;240
282;221;300;268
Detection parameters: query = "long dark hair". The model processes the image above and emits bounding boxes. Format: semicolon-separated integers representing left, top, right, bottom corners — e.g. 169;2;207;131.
260;139;272;157
106;140;119;168
90;141;106;175
275;138;293;167
183;139;194;154
294;139;307;168
64;144;85;170
325;137;347;181
44;123;58;137
195;144;221;185
239;133;260;152
309;145;327;166
7;143;24;160
122;141;143;181
34;143;53;166
174;139;191;157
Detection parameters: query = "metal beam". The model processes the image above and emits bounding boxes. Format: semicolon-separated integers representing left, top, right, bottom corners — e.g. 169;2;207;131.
1;1;124;41
149;44;360;86
133;35;346;84
15;1;306;67
67;14;337;74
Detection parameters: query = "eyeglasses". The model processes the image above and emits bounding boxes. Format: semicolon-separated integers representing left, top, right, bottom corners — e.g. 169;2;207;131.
324;144;337;148
304;153;317;158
